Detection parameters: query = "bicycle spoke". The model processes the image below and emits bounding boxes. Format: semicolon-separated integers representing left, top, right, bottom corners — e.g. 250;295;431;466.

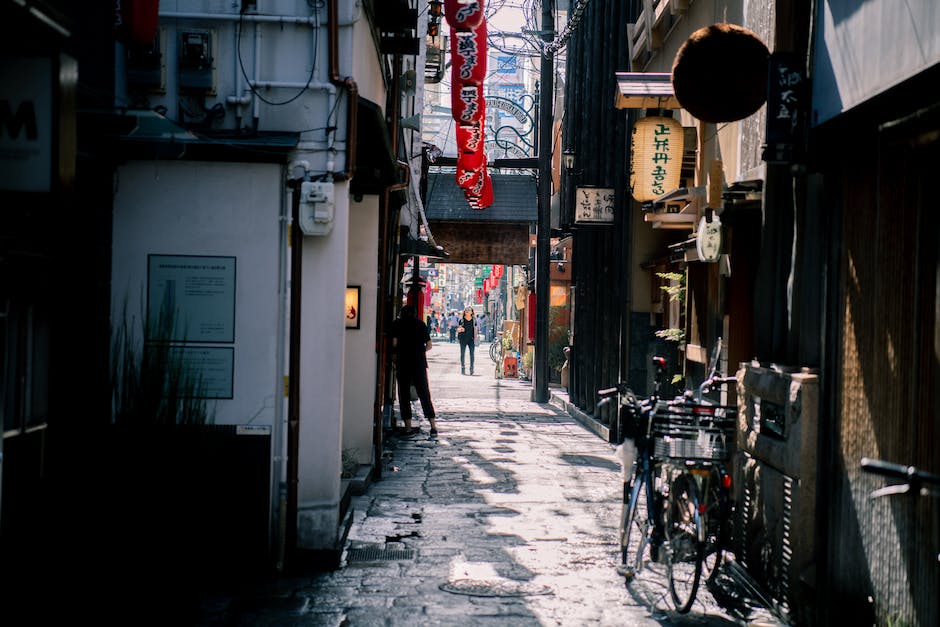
618;468;653;581
665;474;703;613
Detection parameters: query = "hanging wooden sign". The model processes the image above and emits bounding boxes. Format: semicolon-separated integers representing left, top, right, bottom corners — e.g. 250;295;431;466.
629;116;684;202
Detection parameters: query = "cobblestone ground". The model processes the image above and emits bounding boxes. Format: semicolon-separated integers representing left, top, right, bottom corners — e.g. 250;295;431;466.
195;341;783;626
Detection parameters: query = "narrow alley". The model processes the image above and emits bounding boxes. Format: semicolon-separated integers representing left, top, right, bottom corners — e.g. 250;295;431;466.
193;341;782;626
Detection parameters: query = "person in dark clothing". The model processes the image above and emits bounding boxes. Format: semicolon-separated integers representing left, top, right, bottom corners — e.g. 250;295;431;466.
457;306;477;375
390;304;438;436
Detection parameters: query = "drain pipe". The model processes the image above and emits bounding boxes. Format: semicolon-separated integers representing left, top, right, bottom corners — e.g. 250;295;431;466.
327;0;357;181
283;0;359;571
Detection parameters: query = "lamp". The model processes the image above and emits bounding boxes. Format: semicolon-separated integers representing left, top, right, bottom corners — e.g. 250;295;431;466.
562;149;575;171
428;0;443;18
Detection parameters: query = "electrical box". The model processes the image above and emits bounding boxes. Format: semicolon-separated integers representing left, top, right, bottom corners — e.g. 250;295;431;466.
178;29;215;93
126;28;166;93
298;182;335;236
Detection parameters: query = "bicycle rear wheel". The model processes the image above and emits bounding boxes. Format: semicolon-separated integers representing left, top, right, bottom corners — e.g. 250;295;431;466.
701;468;726;583
618;465;652;580
489;339;501;363
664;472;703;613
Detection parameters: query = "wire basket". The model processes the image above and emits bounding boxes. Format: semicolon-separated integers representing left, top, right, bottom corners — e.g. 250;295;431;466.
651;402;737;462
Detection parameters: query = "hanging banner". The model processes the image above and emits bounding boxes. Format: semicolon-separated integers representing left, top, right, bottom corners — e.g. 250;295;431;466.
629;116;683;202
450;23;487;84
444;0;485;31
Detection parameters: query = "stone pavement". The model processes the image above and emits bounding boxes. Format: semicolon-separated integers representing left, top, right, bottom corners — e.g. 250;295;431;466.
193;340;786;626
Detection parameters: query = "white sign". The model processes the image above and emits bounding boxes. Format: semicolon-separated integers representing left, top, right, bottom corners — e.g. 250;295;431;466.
574;187;615;223
0;58;53;192
695;214;723;262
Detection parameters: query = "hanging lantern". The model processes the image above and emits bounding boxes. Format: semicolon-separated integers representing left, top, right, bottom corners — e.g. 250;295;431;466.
458;147;485;172
444;0;485;31
456;157;485;190
452;82;485;124
450;23;487;84
629;116;684;202
456;122;484;154
494;264;504;279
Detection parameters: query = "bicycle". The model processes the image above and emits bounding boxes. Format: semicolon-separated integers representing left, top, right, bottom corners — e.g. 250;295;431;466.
652;368;737;613
598;356;668;582
489;331;503;364
600;342;737;613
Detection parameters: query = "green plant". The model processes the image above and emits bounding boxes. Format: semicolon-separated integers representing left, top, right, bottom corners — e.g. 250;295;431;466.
655;271;686;344
548;305;569;374
111;292;214;426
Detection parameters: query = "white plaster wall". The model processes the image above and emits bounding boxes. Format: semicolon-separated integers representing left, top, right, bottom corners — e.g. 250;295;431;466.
295;181;349;550
111;160;285;428
343;196;379;466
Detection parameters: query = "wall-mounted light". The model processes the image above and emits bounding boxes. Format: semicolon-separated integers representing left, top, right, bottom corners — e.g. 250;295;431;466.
428;0;443;18
562;148;575;171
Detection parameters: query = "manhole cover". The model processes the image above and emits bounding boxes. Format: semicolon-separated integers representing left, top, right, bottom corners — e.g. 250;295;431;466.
439;578;552;597
346;547;415;562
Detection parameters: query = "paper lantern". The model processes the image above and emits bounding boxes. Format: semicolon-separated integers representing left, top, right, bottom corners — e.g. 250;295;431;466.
466;170;493;209
671;23;769;123
493;264;503;278
456;157;485;190
456;122;484;153
450;24;487;84
458;147;485;171
444;0;485;31
630;116;684;202
452;82;485;124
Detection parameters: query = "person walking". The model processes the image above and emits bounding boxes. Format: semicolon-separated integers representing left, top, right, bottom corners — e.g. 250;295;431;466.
390;304;438;436
447;311;459;343
457;306;477;375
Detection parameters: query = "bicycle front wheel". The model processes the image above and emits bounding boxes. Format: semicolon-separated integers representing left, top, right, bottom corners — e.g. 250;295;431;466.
664;472;703;613
489;339;500;363
619;466;652;580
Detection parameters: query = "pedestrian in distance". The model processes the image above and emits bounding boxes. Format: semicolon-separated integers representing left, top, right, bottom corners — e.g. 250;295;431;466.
390;304;438;437
457;306;477;375
447;310;459;343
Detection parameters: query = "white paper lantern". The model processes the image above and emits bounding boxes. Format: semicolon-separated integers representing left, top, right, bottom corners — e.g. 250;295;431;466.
630;116;684;202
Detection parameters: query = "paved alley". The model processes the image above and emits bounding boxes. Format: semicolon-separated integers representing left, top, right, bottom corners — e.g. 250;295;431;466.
194;340;781;626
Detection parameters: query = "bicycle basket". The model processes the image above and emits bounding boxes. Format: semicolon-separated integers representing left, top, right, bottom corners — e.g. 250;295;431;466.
651;402;736;461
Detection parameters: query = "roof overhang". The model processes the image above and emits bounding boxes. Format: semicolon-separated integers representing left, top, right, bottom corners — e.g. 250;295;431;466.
614;72;681;110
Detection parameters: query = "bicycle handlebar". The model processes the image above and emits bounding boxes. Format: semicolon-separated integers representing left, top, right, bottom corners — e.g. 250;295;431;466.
861;457;940;486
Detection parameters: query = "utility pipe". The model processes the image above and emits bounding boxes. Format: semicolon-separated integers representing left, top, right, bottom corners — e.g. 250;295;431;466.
327;0;357;181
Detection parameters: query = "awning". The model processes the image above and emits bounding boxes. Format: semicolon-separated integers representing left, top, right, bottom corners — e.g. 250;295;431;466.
614;72;681;110
351;98;403;198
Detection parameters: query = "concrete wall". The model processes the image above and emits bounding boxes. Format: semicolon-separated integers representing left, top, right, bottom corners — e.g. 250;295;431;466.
111;160;285;430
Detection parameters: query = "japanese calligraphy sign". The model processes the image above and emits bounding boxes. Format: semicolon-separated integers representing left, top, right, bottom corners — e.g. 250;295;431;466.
763;52;805;163
452;82;484;124
630;116;684;202
574;187;615;223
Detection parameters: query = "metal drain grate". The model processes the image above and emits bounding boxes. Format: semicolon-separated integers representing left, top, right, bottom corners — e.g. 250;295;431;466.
439;578;552;597
346;547;415;562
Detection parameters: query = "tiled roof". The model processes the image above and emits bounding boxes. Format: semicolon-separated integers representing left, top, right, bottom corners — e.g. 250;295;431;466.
425;172;538;222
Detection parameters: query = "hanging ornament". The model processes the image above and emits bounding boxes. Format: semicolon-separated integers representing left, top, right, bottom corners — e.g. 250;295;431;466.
444;0;485;31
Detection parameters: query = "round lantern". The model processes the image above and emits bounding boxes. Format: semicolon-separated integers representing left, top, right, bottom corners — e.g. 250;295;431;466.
456;122;484;154
630;116;684;202
456;157;485;190
458;147;486;172
450;23;487;84
452;82;485;124
494;264;503;278
671;23;769;123
444;0;485;31
466;170;493;209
